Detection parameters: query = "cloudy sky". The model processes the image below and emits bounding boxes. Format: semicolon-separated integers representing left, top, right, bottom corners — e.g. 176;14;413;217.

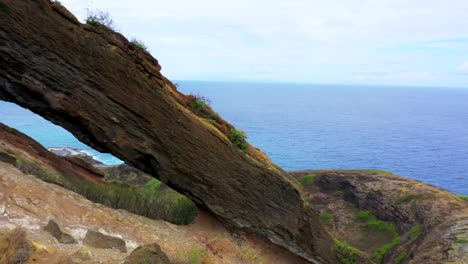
60;0;468;87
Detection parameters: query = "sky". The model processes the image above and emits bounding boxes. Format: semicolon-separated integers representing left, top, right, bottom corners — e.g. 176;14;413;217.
59;0;468;87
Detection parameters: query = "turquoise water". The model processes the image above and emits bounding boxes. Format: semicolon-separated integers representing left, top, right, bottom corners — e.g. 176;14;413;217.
0;81;467;194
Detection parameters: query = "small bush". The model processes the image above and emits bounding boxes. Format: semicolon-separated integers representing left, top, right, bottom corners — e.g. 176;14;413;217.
229;129;248;153
85;9;115;29
372;236;402;263
395;194;415;205
408;224;424;240
144;179;162;191
455;237;468;244
357;210;374;222
299;173;318;186
395;250;408;264
335;240;362;264
131;38;148;50
111;179;123;186
320;212;333;225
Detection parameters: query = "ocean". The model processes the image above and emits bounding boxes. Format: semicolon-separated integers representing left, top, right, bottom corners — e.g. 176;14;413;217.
1;81;467;195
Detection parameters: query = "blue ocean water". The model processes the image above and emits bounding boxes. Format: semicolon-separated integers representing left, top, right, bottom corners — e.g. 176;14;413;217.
0;81;467;194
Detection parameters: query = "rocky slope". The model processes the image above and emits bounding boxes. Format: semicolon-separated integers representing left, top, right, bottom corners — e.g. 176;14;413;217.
0;0;335;262
0;123;308;263
291;170;468;263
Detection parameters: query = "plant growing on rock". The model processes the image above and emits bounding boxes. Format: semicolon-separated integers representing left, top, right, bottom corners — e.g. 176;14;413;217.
85;9;115;29
299;173;318;186
229;129;248;153
335;240;363;264
131;38;148;50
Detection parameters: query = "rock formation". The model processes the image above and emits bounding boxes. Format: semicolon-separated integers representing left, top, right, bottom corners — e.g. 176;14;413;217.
0;1;335;262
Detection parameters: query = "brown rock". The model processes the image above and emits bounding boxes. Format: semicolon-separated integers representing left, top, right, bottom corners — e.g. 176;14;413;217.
0;1;335;262
83;230;126;253
127;243;171;264
44;219;77;244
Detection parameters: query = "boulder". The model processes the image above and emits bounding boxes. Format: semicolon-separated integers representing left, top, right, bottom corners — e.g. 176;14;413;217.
83;230;126;253
127;243;171;264
44;219;77;244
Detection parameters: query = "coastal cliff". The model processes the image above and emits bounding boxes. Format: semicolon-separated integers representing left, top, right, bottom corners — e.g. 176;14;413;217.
0;1;335;262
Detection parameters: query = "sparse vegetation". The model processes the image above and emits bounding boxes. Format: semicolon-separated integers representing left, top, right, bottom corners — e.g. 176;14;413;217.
131;38;148;50
357;210;374;221
320;212;333;225
457;194;468;201
85;9;115;29
229;129;248;153
186;94;221;124
395;194;415;205
368;170;394;176
13;153;197;225
372;236;402;263
177;246;207;264
408;224;424;240
395;250;408;264
335;240;363;264
239;243;263;263
299;173;318;186
455;237;468;244
357;210;398;236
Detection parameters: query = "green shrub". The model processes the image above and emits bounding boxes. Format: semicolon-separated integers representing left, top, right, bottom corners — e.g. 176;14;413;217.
357;210;374;221
111;179;123;186
320;212;333;225
395;250;408;264
229;129;248;153
395;194;415;205
335;240;362;264
85;9;115;29
299;173;318;186
408;224;424;240
372;236;402;263
131;38;148;50
457;194;468;201
455;237;468;244
144;179;162;191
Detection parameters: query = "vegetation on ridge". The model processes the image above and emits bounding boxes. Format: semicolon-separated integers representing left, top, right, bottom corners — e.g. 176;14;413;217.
85;9;115;29
229;129;248;153
335;240;363;264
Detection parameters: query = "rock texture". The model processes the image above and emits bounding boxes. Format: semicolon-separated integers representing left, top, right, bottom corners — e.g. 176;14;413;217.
44;220;77;244
83;230;127;253
0;1;335;262
291;170;468;264
127;243;172;264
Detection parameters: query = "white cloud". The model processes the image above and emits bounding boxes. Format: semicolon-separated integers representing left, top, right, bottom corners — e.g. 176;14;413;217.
457;62;468;75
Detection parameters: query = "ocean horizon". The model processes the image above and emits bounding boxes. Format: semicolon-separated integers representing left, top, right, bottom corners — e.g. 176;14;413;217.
1;81;467;195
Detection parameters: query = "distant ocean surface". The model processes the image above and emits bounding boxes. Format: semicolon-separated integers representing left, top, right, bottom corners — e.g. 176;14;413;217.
1;81;467;195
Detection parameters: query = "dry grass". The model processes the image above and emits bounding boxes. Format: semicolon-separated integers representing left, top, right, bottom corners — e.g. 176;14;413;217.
0;228;33;264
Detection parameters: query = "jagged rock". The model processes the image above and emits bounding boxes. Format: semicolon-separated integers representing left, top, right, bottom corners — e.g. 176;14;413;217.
127;243;171;264
0;228;32;264
83;230;127;253
0;1;336;262
44;219;77;244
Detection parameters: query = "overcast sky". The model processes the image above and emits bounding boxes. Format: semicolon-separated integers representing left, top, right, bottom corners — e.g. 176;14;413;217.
60;0;468;87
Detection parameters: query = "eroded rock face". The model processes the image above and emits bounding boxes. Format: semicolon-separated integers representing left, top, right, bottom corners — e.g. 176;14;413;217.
0;1;335;262
127;243;172;264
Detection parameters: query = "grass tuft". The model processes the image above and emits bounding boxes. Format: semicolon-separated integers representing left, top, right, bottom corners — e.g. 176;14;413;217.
457;194;468;202
395;250;408;264
455;238;468;244
335;240;363;264
372;236;402;263
299;173;318;186
408;224;424;240
320;212;333;225
395;194;415;205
